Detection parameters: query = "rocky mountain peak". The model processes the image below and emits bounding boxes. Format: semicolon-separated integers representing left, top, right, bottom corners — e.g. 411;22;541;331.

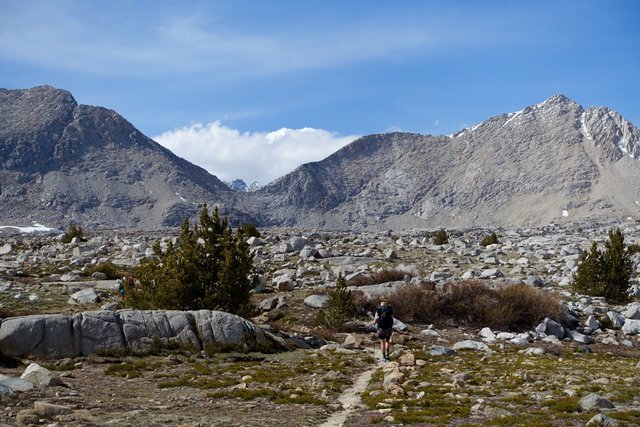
252;93;640;230
450;94;584;139
0;86;77;172
582;106;640;162
0;85;236;230
2;85;640;231
543;93;575;106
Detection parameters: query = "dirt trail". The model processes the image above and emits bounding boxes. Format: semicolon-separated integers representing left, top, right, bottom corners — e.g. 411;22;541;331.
318;364;378;427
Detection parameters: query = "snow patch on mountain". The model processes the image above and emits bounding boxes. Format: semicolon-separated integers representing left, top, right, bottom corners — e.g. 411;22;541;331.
580;111;592;141
0;223;61;235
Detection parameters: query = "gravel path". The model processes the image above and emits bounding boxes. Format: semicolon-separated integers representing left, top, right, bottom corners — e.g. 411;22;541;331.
318;364;377;427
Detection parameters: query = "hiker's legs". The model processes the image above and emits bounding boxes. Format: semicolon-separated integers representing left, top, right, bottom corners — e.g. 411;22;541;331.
379;338;390;360
377;329;392;361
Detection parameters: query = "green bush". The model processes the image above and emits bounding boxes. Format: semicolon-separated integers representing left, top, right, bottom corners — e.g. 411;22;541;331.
479;232;499;247
433;229;449;245
572;228;632;304
86;262;127;280
62;224;85;243
239;223;261;238
316;274;357;329
627;243;640;255
126;204;254;315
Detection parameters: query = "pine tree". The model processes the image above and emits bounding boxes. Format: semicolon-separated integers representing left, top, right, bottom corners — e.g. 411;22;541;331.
571;228;632;304
571;242;605;297
317;274;357;329
125;204;253;314
601;228;632;303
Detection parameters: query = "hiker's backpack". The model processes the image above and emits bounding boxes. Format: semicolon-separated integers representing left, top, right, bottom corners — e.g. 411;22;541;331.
376;305;394;329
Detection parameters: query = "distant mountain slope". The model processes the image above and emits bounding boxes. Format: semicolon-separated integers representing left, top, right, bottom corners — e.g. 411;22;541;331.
250;94;640;229
0;86;236;229
2;86;639;231
224;179;261;192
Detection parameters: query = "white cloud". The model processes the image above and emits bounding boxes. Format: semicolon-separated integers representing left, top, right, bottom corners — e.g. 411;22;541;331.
153;122;359;185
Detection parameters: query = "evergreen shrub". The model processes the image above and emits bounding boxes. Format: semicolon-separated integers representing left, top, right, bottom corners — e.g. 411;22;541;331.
572;228;632;303
125;204;254;315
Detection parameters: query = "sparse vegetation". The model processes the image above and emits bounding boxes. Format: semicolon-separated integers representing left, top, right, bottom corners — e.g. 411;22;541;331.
433;228;449;245
125;204;254;315
362;347;640;426
316;274;357;329
376;280;563;330
572;227;633;303
5;222;640;426
85;262;128;280
479;231;499;246
239;222;261;238
62;224;85;243
105;359;163;378
627;242;640;255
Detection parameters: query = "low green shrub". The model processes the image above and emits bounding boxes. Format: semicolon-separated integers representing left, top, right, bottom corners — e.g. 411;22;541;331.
433;229;449;245
239;223;261;238
62;224;85;243
86;262;128;280
127;204;254;315
479;232;499;247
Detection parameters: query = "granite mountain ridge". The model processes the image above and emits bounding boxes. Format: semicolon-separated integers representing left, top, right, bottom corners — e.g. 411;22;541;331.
1;86;639;230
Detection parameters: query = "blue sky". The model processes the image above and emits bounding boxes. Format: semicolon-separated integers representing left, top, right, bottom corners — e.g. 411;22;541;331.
1;0;639;184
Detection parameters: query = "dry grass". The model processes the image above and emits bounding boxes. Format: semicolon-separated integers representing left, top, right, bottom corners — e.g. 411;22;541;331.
367;280;563;331
368;283;436;322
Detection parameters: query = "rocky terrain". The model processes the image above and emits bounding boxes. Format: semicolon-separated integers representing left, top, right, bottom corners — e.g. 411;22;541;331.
2;221;640;425
2;86;640;231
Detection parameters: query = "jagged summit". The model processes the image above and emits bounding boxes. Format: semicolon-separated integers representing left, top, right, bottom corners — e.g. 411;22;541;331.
581;106;640;161
542;93;576;106
2;85;640;230
452;94;584;139
0;86;236;229
251;94;640;229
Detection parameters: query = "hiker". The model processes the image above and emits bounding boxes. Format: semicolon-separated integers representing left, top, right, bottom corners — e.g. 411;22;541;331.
373;301;394;361
119;274;134;301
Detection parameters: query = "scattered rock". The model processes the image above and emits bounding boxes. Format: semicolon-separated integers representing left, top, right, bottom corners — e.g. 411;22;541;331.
586;413;619;426
452;340;491;353
579;393;615;411
20;363;59;387
304;294;330;309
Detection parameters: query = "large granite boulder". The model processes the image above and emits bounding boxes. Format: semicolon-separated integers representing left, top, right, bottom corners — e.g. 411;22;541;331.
0;309;286;359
